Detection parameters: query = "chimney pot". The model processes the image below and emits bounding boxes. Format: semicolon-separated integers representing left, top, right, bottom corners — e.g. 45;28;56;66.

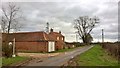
59;31;61;34
50;28;53;32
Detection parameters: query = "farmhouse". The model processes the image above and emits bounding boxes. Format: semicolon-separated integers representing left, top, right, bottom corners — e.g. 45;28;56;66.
2;28;65;52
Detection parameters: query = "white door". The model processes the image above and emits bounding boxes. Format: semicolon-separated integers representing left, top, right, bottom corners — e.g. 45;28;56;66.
48;42;55;52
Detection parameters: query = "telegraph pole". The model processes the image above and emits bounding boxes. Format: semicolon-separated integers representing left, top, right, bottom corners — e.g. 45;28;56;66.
76;33;78;42
102;29;104;43
75;31;78;42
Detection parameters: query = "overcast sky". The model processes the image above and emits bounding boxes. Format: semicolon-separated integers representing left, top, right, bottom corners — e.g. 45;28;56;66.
1;0;119;42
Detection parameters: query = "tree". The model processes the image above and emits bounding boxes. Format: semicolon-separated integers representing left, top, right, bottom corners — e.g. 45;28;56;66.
1;2;24;33
74;16;99;44
1;2;24;57
86;33;93;44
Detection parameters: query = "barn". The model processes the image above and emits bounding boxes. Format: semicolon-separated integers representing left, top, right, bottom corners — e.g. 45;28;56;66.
2;28;65;52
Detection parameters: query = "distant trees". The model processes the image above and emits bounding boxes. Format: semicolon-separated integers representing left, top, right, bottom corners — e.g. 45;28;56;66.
1;2;24;57
74;16;99;45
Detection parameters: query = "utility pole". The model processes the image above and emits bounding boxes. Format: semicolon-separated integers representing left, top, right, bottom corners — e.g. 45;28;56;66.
102;29;104;43
75;31;78;42
76;33;78;42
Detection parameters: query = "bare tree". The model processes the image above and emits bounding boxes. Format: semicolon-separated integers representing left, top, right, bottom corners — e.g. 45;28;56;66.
74;16;99;44
1;2;24;57
1;2;24;33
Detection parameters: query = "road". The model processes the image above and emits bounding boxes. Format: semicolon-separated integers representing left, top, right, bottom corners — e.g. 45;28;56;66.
20;45;94;67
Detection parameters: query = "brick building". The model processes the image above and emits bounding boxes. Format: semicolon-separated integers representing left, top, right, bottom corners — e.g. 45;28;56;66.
49;29;65;50
2;29;65;52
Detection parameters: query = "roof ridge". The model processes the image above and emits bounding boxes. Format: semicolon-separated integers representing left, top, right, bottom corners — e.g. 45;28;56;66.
8;31;45;34
50;32;64;37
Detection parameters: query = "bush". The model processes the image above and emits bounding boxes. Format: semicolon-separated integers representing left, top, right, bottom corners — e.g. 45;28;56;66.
2;43;13;58
101;42;119;59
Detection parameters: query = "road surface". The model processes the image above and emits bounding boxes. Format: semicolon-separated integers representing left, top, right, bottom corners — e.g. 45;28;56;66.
20;45;94;67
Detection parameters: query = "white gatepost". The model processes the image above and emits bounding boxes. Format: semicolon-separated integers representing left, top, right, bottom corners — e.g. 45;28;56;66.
12;38;16;57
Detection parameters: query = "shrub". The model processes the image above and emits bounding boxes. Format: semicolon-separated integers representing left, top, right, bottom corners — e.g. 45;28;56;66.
101;42;119;59
2;42;13;58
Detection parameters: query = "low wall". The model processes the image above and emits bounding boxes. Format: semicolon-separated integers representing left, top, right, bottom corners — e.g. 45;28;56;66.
17;53;61;58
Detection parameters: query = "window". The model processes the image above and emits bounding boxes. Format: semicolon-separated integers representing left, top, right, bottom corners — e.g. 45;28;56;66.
57;37;59;40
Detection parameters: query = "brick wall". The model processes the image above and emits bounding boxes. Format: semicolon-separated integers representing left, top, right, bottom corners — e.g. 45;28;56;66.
56;42;64;50
15;41;48;52
37;41;48;52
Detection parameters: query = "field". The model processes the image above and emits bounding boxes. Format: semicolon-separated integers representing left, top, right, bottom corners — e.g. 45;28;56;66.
67;45;119;66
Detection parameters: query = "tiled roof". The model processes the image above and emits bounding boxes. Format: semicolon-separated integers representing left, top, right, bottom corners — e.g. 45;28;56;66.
49;32;65;44
2;31;55;42
49;32;64;37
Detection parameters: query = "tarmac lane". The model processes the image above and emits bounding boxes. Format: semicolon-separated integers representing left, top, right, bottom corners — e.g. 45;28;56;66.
19;45;94;67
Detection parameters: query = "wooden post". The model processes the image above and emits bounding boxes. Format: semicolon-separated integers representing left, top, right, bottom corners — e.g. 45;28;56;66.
12;38;16;57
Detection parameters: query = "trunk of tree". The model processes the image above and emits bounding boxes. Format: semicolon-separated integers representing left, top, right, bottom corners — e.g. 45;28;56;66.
82;36;87;45
82;35;90;45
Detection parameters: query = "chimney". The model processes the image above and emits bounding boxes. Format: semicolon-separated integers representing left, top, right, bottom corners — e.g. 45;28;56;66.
59;31;61;34
50;28;53;32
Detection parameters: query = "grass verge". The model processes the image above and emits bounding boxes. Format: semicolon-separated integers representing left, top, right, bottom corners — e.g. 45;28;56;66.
73;45;118;66
2;56;28;66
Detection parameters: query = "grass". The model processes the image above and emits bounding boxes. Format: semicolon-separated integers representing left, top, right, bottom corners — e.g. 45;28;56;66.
0;57;2;67
2;56;28;66
74;45;119;66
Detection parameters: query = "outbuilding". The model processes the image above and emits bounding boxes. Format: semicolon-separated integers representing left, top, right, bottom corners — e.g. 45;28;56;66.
2;29;65;52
